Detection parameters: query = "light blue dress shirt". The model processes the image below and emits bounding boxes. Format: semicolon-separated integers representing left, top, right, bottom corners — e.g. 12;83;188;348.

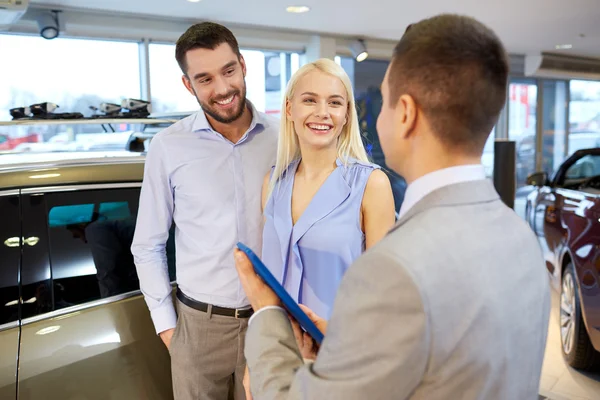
131;103;278;334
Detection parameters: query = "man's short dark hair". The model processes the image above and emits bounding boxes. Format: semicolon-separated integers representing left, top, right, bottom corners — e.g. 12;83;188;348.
175;22;241;75
388;14;509;153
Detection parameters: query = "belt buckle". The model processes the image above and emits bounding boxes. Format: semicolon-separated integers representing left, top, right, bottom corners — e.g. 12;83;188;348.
235;309;240;319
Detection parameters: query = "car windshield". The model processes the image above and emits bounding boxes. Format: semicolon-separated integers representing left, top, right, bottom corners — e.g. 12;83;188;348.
562;153;600;191
565;154;600;180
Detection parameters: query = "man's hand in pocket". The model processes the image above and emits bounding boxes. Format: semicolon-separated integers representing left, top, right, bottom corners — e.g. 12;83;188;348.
159;328;175;350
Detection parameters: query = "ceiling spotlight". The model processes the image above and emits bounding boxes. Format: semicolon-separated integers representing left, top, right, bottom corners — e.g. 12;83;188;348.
286;5;310;13
349;39;368;62
187;0;201;2
36;10;60;40
555;44;573;50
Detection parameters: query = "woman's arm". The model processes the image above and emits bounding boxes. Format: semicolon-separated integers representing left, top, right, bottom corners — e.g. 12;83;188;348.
361;169;396;249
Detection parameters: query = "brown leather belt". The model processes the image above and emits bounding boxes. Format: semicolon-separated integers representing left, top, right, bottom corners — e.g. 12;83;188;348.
176;288;254;319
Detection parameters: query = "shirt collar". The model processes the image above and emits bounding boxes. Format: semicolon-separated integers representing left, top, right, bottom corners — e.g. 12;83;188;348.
191;100;269;133
398;164;486;219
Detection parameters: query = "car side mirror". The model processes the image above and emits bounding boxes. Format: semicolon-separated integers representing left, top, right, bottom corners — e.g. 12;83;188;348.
527;172;548;187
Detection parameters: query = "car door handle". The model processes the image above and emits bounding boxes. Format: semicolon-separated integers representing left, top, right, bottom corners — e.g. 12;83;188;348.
4;297;37;307
3;237;20;247
3;236;39;247
23;236;39;246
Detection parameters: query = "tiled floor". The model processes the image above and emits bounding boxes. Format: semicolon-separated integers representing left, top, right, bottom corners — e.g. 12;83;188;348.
538;291;600;400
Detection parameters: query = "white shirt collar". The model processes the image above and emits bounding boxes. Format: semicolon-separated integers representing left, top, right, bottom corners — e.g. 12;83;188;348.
398;164;487;219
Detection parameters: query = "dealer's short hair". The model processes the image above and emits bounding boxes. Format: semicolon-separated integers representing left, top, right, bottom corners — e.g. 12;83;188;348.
388;14;509;153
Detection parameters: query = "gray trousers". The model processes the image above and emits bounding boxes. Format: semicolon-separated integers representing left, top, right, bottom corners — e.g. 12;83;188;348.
170;299;249;400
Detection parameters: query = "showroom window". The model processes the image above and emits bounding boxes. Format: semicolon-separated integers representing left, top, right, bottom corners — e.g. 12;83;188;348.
540;80;568;175
149;43;300;115
0;34;141;120
508;80;538;188
335;56;355;87
0;34;142;152
568;79;600;155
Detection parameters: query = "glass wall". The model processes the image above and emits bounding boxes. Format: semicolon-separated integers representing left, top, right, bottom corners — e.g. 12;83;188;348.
508;80;538;187
147;43;198;113
0;34;141;121
568;79;600;155
0;34;141;152
3;29;600;175
541;80;568;175
149;43;300;115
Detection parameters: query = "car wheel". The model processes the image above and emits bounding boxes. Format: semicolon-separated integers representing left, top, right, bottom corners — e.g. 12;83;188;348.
560;262;599;370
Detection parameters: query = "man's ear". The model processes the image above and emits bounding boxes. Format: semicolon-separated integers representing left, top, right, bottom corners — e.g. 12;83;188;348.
182;75;195;97
394;94;418;140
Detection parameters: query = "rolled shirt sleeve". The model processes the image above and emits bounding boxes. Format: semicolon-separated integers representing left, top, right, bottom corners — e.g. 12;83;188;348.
131;136;177;334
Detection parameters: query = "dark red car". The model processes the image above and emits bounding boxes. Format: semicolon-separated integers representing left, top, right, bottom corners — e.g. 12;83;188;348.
525;148;600;370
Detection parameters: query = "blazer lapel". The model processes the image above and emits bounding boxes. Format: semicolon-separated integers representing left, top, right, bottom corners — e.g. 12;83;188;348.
291;162;351;245
390;179;500;234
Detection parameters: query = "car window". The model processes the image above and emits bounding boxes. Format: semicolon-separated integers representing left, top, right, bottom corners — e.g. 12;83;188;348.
0;194;20;325
565;154;600;180
45;187;176;311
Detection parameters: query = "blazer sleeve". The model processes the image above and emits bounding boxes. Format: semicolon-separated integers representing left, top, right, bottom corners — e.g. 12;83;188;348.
244;248;430;400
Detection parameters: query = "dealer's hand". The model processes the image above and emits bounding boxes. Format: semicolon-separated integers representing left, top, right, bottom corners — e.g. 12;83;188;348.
289;317;320;360
298;304;328;335
234;249;281;311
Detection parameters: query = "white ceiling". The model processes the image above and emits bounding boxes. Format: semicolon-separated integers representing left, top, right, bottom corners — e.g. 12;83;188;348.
31;0;600;58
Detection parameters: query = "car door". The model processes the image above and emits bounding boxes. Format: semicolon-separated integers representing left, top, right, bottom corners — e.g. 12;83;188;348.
0;190;21;400
17;184;174;400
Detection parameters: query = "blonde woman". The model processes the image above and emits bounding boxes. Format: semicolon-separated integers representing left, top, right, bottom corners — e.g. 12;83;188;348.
261;58;395;318
243;58;395;399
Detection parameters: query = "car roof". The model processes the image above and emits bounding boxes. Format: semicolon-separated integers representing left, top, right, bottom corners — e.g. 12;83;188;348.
0;151;145;190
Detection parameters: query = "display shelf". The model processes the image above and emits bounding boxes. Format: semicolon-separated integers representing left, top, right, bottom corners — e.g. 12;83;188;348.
0;118;178;126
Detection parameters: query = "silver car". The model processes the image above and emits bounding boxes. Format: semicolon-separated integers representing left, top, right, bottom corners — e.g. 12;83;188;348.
0;152;174;399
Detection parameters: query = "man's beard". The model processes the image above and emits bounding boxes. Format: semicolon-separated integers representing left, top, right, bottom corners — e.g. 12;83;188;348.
194;85;247;124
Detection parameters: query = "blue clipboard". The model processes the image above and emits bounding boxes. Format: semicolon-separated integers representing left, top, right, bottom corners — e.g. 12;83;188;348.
236;242;324;345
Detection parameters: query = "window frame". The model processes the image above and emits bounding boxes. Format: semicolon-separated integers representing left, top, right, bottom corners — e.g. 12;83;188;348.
18;181;162;328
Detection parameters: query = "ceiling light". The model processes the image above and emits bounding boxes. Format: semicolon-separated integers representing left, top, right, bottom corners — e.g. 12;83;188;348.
349;39;369;62
286;5;310;13
187;0;201;2
36;10;60;40
555;44;573;50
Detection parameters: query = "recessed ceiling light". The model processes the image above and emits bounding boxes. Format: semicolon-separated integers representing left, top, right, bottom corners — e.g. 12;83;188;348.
555;44;573;49
187;0;201;2
286;5;310;13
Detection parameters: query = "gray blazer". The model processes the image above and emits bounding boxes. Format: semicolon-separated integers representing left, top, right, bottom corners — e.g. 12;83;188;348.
246;179;551;400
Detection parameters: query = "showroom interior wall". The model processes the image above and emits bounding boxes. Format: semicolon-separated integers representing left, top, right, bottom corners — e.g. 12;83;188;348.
3;4;600;205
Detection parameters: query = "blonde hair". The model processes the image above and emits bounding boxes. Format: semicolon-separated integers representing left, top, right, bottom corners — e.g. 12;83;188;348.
268;58;369;199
